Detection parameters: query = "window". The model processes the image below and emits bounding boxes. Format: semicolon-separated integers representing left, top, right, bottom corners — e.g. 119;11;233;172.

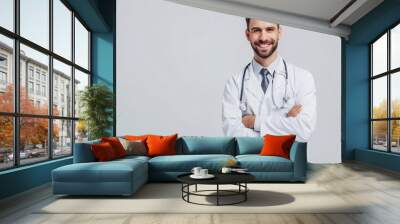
29;67;34;80
36;83;40;95
35;70;41;81
0;34;13;113
0;116;13;170
41;73;46;82
0;55;7;67
42;85;46;97
53;59;71;117
0;71;6;84
53;0;72;60
20;0;49;49
0;0;13;32
0;0;91;170
371;22;400;154
28;82;34;94
75;18;89;70
53;119;72;158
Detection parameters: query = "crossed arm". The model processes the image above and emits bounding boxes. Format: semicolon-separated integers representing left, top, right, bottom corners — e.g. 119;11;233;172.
223;72;316;142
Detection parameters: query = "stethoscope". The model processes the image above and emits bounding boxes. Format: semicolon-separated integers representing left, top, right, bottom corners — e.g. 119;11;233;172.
239;59;289;112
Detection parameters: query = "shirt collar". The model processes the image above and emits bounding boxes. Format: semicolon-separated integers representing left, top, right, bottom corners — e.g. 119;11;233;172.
252;55;282;76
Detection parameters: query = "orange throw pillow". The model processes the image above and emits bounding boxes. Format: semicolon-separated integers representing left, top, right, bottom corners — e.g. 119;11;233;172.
259;134;296;159
91;142;117;161
146;134;178;157
101;137;127;158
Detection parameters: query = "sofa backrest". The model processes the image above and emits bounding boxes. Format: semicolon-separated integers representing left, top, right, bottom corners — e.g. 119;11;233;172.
73;139;100;163
176;136;236;155
235;137;264;155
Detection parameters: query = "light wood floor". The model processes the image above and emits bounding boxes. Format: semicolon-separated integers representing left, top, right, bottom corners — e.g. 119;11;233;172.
1;162;400;224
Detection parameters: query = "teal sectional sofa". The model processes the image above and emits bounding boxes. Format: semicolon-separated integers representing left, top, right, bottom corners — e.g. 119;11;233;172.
52;136;307;196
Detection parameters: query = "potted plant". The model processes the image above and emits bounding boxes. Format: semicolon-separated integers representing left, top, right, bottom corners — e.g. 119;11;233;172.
79;84;113;140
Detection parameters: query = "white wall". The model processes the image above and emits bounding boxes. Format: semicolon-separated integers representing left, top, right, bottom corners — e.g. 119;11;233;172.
116;0;341;163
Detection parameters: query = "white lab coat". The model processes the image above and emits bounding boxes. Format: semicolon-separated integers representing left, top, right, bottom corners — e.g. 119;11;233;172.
222;58;317;142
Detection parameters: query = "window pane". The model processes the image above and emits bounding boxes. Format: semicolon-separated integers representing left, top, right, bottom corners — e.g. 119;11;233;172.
53;119;72;157
391;72;400;117
75;18;89;70
372;121;388;151
75;120;88;143
74;69;89;118
53;59;72;117
20;0;49;49
20;44;49;115
372;33;387;76
0;0;13;31
0;35;14;112
20;117;49;165
391;24;400;70
391;120;400;153
0;116;13;170
372;77;387;119
53;0;72;60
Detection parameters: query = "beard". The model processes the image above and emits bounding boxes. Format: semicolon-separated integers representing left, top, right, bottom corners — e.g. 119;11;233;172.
251;39;279;59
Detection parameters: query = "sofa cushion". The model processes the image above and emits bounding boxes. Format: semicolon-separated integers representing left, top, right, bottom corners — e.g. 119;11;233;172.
235;137;263;155
53;158;147;183
148;154;235;172
236;155;293;172
177;136;235;155
119;138;147;156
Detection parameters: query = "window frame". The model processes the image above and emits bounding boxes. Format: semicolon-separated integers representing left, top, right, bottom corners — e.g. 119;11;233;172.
0;0;92;171
370;20;400;154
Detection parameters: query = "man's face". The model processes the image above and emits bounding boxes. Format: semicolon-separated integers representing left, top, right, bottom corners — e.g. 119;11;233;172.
246;19;281;59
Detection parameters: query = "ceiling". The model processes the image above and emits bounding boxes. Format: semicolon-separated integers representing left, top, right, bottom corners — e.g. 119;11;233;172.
165;0;384;38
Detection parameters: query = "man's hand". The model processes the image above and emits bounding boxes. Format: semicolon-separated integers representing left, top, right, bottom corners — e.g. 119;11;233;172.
242;115;256;129
287;104;302;117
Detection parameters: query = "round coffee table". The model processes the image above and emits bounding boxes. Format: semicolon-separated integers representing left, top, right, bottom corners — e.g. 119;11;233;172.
177;173;255;206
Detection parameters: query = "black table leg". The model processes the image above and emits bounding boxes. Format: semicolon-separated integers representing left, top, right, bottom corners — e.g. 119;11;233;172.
217;184;219;206
245;183;247;201
195;184;197;192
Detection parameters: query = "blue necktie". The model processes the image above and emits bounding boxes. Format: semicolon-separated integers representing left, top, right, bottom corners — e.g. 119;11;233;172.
260;68;270;94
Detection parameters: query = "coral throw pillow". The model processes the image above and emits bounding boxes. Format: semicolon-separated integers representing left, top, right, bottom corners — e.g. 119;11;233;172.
91;142;117;162
259;134;296;159
146;134;178;157
101;137;127;158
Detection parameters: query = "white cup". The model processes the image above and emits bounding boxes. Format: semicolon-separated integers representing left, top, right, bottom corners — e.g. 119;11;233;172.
200;169;208;176
191;167;202;176
221;167;232;174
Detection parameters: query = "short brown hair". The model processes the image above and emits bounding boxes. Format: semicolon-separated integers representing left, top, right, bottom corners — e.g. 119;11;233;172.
245;18;279;30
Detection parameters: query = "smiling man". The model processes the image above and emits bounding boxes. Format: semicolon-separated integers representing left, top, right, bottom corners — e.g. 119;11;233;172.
221;18;317;142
